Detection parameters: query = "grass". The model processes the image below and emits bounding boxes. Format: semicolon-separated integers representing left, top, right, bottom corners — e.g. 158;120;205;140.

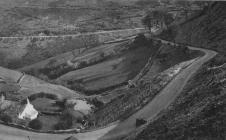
37;114;61;131
135;3;226;139
0;0;145;37
87;58;195;129
57;40;157;95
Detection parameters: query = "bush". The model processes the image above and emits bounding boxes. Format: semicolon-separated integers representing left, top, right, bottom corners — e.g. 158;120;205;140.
55;99;67;109
0;114;12;123
54;111;73;130
28;119;42;130
90;98;104;108
79;61;88;68
136;118;147;127
99;52;105;58
134;34;147;46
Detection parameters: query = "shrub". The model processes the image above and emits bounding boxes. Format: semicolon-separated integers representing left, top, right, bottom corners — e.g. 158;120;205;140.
0;114;12;123
99;52;105;58
54;111;73;130
79;61;88;68
90;98;104;108
55;99;67;109
136;118;147;127
134;33;147;46
28;119;42;130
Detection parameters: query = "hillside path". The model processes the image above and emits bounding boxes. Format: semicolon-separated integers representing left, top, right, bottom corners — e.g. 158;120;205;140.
0;28;144;40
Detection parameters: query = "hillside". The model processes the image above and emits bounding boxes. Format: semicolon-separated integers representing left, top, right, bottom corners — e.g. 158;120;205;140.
1;0;223;139
0;28;143;69
86;40;201;127
0;0;155;37
161;2;226;54
125;2;226;140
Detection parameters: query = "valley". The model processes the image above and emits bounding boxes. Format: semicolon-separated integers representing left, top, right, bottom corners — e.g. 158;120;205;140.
0;1;225;140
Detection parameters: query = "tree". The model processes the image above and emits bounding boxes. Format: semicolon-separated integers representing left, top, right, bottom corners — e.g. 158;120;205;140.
163;13;174;29
174;1;192;18
134;34;147;46
28;119;42;130
80;35;89;49
142;14;153;31
0;114;12;123
54;111;73;130
142;10;174;31
90;98;104;108
0;51;6;67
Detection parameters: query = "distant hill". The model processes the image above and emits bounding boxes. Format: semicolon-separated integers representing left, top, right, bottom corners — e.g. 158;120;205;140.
0;0;156;37
0;0;158;8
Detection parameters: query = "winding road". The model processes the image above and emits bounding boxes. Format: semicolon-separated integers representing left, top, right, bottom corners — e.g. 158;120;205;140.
0;39;217;140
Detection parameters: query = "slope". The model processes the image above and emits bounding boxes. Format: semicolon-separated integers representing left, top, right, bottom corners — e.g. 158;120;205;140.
129;2;226;140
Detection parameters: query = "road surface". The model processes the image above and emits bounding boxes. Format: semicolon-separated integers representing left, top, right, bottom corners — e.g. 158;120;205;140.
0;40;217;140
99;40;217;139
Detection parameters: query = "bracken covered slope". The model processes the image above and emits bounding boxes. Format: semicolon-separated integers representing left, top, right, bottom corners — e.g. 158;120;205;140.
173;2;226;53
125;2;226;140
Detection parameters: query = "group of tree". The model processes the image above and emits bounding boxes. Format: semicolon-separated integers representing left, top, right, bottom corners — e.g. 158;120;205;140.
133;33;148;46
142;9;174;31
28;119;42;130
0;114;12;123
54;111;73;130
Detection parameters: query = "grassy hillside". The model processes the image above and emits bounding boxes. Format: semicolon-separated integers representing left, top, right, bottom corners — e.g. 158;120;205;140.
161;2;226;54
131;55;226;140
56;39;157;95
0;28;143;70
0;0;156;37
85;40;201;128
126;2;226;140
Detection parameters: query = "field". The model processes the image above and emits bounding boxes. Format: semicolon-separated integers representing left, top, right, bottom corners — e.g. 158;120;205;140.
57;42;157;94
0;0;148;37
0;36;204;133
19;41;129;77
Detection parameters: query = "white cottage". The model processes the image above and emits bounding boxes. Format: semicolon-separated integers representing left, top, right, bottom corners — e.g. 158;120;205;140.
18;99;38;120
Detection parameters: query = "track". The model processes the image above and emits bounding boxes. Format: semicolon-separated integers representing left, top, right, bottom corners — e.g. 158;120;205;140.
0;39;217;140
0;28;144;40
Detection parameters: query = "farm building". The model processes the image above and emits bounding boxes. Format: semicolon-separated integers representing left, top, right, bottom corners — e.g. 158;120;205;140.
18;99;38;120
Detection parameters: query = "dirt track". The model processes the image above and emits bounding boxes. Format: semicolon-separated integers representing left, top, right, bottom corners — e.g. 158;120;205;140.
0;40;217;140
0;28;144;40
